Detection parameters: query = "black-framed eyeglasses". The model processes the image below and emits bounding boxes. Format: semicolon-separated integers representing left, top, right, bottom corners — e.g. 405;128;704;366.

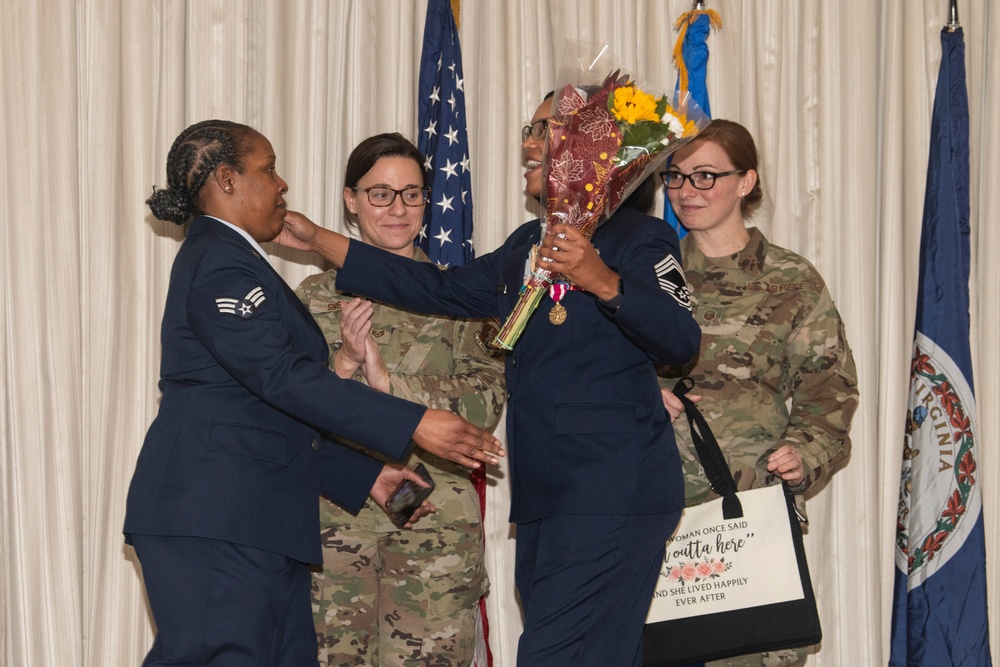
351;186;430;207
660;170;745;190
521;118;549;143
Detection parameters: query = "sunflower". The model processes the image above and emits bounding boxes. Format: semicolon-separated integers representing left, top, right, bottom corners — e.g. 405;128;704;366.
610;85;661;125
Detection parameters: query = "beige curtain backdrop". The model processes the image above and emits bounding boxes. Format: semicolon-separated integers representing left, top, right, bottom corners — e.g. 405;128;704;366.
1;1;996;664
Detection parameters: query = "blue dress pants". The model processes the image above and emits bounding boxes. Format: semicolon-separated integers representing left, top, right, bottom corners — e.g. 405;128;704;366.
515;511;682;667
129;534;318;667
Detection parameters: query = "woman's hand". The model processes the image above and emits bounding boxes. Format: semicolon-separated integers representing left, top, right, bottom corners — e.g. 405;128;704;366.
362;336;390;394
277;210;351;267
336;299;372;372
369;463;436;528
767;444;805;487
412;410;505;469
661;389;702;423
537;222;620;299
274;210;320;251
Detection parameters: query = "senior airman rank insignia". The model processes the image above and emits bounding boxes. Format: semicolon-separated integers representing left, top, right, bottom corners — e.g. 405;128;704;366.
654;255;693;311
216;286;266;318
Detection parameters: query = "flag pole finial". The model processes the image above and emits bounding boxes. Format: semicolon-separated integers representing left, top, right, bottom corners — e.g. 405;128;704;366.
694;0;706;9
947;0;960;31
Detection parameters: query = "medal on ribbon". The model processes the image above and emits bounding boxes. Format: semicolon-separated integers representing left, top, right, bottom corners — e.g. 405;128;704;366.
548;282;571;325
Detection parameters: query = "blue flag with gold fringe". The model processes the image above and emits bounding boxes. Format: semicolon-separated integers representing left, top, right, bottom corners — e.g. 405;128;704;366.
664;9;719;239
889;26;992;667
417;0;473;267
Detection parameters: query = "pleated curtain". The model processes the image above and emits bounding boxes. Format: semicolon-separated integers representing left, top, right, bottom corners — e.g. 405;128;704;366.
1;1;997;664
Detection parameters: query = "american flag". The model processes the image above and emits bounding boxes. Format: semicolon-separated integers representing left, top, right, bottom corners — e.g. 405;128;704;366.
418;4;491;664
416;0;474;268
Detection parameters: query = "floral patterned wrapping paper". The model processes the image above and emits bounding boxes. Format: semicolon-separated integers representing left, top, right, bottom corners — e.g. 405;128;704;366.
494;69;708;350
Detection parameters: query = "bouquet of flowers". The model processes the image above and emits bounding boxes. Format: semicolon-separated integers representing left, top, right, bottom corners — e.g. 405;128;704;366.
493;62;709;350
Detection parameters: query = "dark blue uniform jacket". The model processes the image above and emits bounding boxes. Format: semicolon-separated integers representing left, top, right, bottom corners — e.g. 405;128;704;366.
337;208;700;523
124;216;425;564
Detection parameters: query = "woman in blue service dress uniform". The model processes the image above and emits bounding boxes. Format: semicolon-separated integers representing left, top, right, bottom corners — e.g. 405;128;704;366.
276;94;701;666
123;120;503;667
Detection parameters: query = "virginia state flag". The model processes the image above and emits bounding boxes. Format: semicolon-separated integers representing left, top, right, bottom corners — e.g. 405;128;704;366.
889;26;992;667
417;0;474;267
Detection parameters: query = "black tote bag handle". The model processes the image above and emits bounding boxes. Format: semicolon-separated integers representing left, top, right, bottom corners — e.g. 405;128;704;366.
672;377;743;520
644;378;822;667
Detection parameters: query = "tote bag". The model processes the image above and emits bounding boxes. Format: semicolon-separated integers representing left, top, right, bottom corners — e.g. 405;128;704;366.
643;378;821;666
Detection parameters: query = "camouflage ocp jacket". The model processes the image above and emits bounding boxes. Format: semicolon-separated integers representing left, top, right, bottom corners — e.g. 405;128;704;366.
295;247;506;533
660;227;859;515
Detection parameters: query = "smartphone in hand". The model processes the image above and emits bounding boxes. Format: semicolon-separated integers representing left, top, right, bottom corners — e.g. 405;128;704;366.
386;463;435;528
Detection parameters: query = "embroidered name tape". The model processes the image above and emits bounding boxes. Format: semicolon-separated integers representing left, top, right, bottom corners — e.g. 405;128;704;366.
216;286;266;318
654;255;692;311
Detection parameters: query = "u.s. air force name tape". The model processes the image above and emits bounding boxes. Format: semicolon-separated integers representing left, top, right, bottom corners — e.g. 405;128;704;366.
216;286;266;318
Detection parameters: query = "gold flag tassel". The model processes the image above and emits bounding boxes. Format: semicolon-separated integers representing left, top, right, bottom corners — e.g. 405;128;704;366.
672;9;722;95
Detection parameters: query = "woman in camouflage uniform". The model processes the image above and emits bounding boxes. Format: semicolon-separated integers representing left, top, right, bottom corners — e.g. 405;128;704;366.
660;120;859;667
295;134;506;666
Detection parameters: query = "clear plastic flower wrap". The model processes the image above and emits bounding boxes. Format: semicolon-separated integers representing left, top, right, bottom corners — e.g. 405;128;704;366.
493;45;710;350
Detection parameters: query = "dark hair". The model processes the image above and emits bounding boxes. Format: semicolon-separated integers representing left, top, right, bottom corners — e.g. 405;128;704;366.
146;120;258;225
688;119;763;217
343;133;424;229
621;175;656;214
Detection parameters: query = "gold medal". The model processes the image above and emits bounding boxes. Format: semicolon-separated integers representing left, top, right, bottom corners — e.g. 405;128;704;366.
549;302;567;325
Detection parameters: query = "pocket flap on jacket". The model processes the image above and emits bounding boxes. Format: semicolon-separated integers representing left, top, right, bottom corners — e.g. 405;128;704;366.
210;422;289;466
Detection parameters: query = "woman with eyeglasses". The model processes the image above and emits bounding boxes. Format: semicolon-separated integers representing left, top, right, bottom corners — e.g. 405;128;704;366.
294;133;505;666
278;93;701;666
660;119;858;667
124;122;504;666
